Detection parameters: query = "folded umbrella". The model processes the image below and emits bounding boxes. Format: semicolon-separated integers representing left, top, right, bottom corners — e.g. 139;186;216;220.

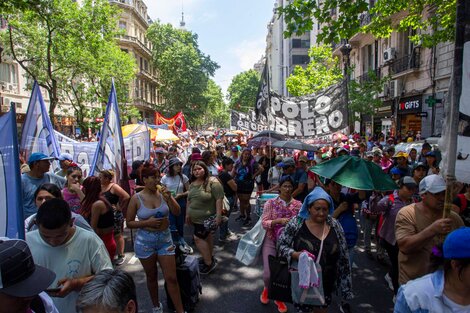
310;155;398;191
252;130;285;141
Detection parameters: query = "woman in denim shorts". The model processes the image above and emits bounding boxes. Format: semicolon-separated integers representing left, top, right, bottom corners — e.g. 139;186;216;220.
126;164;186;313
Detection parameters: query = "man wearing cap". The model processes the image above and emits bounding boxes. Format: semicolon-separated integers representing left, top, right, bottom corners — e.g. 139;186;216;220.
0;238;58;313
391;151;412;177
153;147;169;175
371;177;418;295
54;153;73;177
395;175;464;285
275;157;308;202
22;153;66;219
26;199;112;313
394;227;470;312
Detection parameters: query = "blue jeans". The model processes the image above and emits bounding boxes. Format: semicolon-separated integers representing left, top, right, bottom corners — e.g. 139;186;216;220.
169;197;187;245
219;195;235;239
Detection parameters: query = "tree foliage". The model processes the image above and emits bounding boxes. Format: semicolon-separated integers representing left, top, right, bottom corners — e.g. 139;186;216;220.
348;69;390;120
277;0;455;47
0;0;137;130
286;45;343;96
202;79;229;128
226;69;260;112
146;21;219;127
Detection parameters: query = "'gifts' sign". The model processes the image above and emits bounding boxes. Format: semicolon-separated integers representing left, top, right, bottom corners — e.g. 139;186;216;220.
398;96;422;114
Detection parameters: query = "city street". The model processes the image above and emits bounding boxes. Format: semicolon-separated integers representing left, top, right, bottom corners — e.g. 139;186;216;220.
122;198;395;313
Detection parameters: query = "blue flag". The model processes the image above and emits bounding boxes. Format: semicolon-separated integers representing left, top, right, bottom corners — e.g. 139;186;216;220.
89;80;127;183
0;105;25;239
20;81;60;164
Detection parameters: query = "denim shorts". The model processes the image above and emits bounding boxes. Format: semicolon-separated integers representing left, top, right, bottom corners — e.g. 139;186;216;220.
134;228;175;259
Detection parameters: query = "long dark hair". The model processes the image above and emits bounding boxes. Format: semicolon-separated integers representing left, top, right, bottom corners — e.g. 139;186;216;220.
191;161;211;191
81;176;111;220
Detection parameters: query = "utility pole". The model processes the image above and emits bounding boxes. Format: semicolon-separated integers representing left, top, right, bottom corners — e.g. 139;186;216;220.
443;0;470;218
340;41;352;134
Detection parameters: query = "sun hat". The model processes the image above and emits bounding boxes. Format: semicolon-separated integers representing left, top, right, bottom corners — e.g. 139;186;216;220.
58;153;73;161
419;174;446;195
155;147;167;154
168;157;183;168
0;239;56;297
27;152;56;165
443;227;470;259
393;151;409;159
191;153;203;161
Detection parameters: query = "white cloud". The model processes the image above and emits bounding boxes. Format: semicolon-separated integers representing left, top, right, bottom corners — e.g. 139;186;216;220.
232;38;265;70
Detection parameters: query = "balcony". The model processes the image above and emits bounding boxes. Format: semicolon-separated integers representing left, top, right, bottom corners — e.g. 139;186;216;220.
117;34;151;57
356;68;381;83
133;98;154;111
389;49;420;76
109;0;150;27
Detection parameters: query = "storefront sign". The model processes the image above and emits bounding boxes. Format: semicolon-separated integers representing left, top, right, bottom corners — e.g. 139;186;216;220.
416;112;428;117
398;96;422;114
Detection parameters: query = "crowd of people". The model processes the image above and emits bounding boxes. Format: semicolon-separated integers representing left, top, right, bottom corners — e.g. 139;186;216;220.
1;130;470;313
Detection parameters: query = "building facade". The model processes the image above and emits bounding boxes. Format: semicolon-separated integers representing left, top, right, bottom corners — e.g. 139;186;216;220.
331;9;452;139
110;0;162;124
266;0;310;96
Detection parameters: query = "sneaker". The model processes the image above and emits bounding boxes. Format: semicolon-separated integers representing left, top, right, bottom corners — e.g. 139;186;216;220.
199;259;217;275
179;243;194;255
384;273;394;291
235;215;246;222
274;300;288;313
260;287;269;304
114;254;126;266
243;218;252;226
339;302;352;313
152;302;163;313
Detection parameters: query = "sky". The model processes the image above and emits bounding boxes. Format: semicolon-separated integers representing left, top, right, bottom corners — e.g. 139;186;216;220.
145;0;275;96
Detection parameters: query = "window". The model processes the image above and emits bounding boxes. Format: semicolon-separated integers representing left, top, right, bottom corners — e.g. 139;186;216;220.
361;44;374;73
292;55;310;65
292;39;310;48
0;63;18;84
119;21;127;30
144;60;148;71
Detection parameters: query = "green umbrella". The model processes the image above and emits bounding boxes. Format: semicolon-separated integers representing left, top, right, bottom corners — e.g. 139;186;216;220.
310;155;398;191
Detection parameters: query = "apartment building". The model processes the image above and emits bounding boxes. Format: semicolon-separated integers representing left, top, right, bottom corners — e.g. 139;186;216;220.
110;0;162;124
266;0;310;96
330;10;452;138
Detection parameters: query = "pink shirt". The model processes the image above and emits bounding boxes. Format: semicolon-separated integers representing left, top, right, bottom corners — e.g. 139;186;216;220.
62;188;81;213
261;196;301;240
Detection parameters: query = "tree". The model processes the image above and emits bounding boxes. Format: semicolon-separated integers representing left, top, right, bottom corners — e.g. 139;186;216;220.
226;69;260;112
277;0;455;47
286;45;343;96
146;21;219;126
202;79;229;128
348;69;390;121
0;0;137;128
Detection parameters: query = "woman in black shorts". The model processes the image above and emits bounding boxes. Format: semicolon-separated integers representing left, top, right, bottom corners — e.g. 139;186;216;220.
233;148;263;226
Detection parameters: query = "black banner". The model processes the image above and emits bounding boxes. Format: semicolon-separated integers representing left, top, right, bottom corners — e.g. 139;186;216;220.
267;82;348;138
230;110;268;132
255;60;269;118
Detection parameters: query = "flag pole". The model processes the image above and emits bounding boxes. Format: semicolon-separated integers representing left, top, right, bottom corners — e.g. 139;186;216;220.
443;0;468;218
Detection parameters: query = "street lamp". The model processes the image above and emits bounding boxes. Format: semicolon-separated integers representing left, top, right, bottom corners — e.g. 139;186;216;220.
340;41;352;132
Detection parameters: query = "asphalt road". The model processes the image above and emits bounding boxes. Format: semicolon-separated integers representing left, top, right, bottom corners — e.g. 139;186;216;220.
121;199;395;313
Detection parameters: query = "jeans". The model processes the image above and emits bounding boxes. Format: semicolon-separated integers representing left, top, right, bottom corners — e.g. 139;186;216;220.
219;195;235;239
169;197;187;245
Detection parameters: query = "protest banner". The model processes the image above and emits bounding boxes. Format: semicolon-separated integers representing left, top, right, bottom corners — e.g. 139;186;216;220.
0;105;25;239
155;111;188;133
230;109;268;132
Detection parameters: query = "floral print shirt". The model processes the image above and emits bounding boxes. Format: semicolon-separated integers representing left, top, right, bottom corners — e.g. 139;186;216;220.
261;197;302;240
277;215;354;300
